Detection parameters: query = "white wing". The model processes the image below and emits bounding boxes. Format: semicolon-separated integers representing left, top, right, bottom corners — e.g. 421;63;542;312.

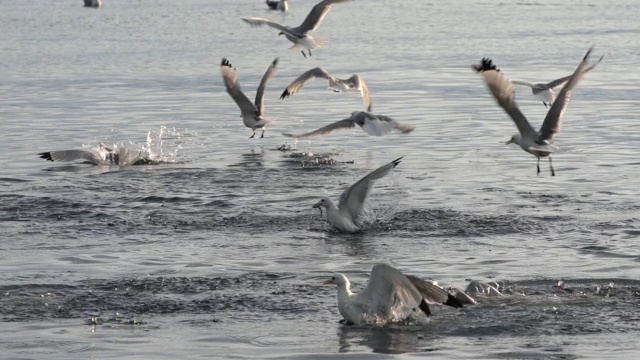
39;150;101;164
220;58;257;117
356;113;415;136
242;17;299;37
280;67;334;99
282;118;356;139
338;157;403;220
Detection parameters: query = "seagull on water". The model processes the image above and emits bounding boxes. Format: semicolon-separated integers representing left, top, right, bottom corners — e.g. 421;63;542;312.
473;47;602;176
39;144;151;166
280;68;372;111
220;58;278;139
266;0;289;11
283;111;414;139
323;264;463;326
312;157;403;232
84;0;102;8
242;0;350;58
512;56;603;108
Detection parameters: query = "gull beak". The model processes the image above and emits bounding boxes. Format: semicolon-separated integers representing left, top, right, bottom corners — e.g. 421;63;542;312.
312;200;323;217
322;279;334;285
278;31;284;36
505;138;514;145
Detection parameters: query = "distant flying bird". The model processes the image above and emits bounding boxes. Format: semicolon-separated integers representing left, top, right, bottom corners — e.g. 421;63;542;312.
323;264;463;325
283;111;414;139
266;0;289;11
83;0;102;8
280;68;372;111
220;58;278;139
312;157;403;232
512;56;603;108
242;0;350;58
39;144;151;166
473;47;602;176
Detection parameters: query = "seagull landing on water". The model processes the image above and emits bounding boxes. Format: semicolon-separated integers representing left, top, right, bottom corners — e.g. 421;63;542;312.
512;56;603;108
322;264;463;326
220;58;278;139
266;0;289;11
283;111;414;139
38;144;151;166
280;68;372;111
312;157;403;233
242;0;350;58
473;47;602;176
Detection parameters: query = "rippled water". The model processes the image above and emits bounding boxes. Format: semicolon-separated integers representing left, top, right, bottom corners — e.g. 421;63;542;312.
1;0;640;358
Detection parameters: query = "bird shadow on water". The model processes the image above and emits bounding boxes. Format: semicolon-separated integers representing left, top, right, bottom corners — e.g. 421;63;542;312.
338;325;437;354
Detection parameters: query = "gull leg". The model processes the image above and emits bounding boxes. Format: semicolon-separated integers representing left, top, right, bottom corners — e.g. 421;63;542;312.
537;157;541;175
260;129;265;139
308;49;312;57
249;130;255;139
549;157;555;176
300;50;307;58
543;101;548;108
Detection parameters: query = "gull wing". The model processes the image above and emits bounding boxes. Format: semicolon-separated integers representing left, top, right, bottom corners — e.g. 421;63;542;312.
282;118;356;138
473;58;538;140
292;0;350;34
357;113;415;136
404;275;464;309
537;48;601;143
255;58;279;116
511;80;535;89
338;157;403;220
38;150;101;164
346;75;372;111
543;55;604;89
280;67;334;99
353;264;425;317
241;17;298;37
220;58;257;117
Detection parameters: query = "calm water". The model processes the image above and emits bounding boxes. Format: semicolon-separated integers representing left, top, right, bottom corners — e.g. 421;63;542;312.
1;0;640;358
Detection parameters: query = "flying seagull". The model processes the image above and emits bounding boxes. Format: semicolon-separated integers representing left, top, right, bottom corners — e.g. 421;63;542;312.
280;68;372;111
38;144;151;166
266;0;289;11
283;111;414;139
473;47;601;176
312;157;403;232
242;0;350;58
323;264;463;326
512;56;603;108
220;57;278;139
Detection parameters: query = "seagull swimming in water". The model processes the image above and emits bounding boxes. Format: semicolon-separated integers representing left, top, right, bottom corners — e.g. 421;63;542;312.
512;56;603;108
39;144;152;166
242;0;350;58
266;0;289;11
220;58;278;139
280;68;372;111
473;47;602;176
313;157;403;232
283;111;414;139
323;264;463;326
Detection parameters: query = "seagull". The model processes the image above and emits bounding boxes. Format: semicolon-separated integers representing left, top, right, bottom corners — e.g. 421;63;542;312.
220;57;278;139
242;0;350;58
38;144;151;166
280;68;372;111
473;47;601;176
283;111;414;139
312;157;403;232
83;0;102;8
266;0;289;11
512;56;603;108
322;264;463;326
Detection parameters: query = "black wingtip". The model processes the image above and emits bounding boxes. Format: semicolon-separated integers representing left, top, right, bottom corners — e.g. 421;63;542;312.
473;57;499;73
392;156;404;167
221;58;233;68
280;89;290;100
444;293;464;309
272;58;279;67
38;152;54;161
583;47;594;61
418;299;432;317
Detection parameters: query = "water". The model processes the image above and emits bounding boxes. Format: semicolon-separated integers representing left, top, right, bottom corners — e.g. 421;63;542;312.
1;0;640;358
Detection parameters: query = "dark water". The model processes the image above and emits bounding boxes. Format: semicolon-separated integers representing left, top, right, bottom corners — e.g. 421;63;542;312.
1;0;640;358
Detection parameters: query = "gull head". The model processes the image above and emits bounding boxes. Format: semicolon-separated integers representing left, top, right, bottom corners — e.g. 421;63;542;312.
322;273;349;286
506;134;521;146
312;196;332;217
278;31;284;36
